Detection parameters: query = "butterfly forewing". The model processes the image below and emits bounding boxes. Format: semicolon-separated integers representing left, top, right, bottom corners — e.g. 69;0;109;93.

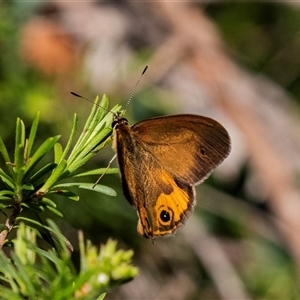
131;114;231;184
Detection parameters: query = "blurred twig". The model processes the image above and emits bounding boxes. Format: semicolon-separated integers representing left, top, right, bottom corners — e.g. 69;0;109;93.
182;216;251;300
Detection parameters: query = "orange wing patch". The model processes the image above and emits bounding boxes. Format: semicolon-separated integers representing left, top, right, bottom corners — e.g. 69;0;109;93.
137;170;194;238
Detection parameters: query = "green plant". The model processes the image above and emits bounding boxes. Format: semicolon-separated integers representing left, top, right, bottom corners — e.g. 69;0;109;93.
0;221;138;299
0;95;138;299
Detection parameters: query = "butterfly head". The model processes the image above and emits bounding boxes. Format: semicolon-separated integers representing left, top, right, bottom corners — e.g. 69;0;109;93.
112;112;128;130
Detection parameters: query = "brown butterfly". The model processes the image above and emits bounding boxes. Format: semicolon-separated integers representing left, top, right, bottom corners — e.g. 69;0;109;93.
112;113;231;239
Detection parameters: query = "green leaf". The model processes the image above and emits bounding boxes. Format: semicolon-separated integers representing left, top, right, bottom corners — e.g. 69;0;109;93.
82;98;110;145
26;112;40;159
0;135;13;175
0;196;11;202
0;252;21;293
24;135;61;178
80;128;112;157
54;143;63;164
14;118;25;170
11;255;36;296
0;169;14;189
49;189;79;201
16;217;52;233
38;160;68;193
46;206;63;217
53;183;117;196
40;197;57;208
67;97;120;172
28;163;57;185
0;286;19;299
27;203;44;213
69;96;102;156
74;167;119;177
20;203;30;209
60;113;78;162
97;293;107;300
0;203;8;209
14;222;37;259
67;129;112;174
21;183;34;191
0;190;15;197
80;95;109;144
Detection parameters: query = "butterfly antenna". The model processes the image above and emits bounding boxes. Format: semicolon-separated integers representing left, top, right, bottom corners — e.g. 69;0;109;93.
123;66;148;112
70;92;95;106
70;92;113;115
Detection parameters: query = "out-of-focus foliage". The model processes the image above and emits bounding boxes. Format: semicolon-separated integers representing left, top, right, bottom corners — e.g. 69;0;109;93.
205;3;300;99
0;222;137;299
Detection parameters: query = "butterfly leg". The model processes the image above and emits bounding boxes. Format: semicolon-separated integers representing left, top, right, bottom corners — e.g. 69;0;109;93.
93;154;117;188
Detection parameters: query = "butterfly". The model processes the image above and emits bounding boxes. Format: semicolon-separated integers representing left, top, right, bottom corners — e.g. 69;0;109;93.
112;112;231;239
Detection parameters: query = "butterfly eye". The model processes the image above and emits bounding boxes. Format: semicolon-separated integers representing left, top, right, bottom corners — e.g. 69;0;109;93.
112;118;129;129
112;120;118;129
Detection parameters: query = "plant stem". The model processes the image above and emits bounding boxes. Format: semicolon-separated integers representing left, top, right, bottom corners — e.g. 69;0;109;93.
0;203;22;248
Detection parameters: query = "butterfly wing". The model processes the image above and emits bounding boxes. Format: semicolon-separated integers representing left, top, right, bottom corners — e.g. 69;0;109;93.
131;114;231;185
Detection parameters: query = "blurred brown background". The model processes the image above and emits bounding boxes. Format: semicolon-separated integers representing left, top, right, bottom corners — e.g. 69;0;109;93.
2;1;300;299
